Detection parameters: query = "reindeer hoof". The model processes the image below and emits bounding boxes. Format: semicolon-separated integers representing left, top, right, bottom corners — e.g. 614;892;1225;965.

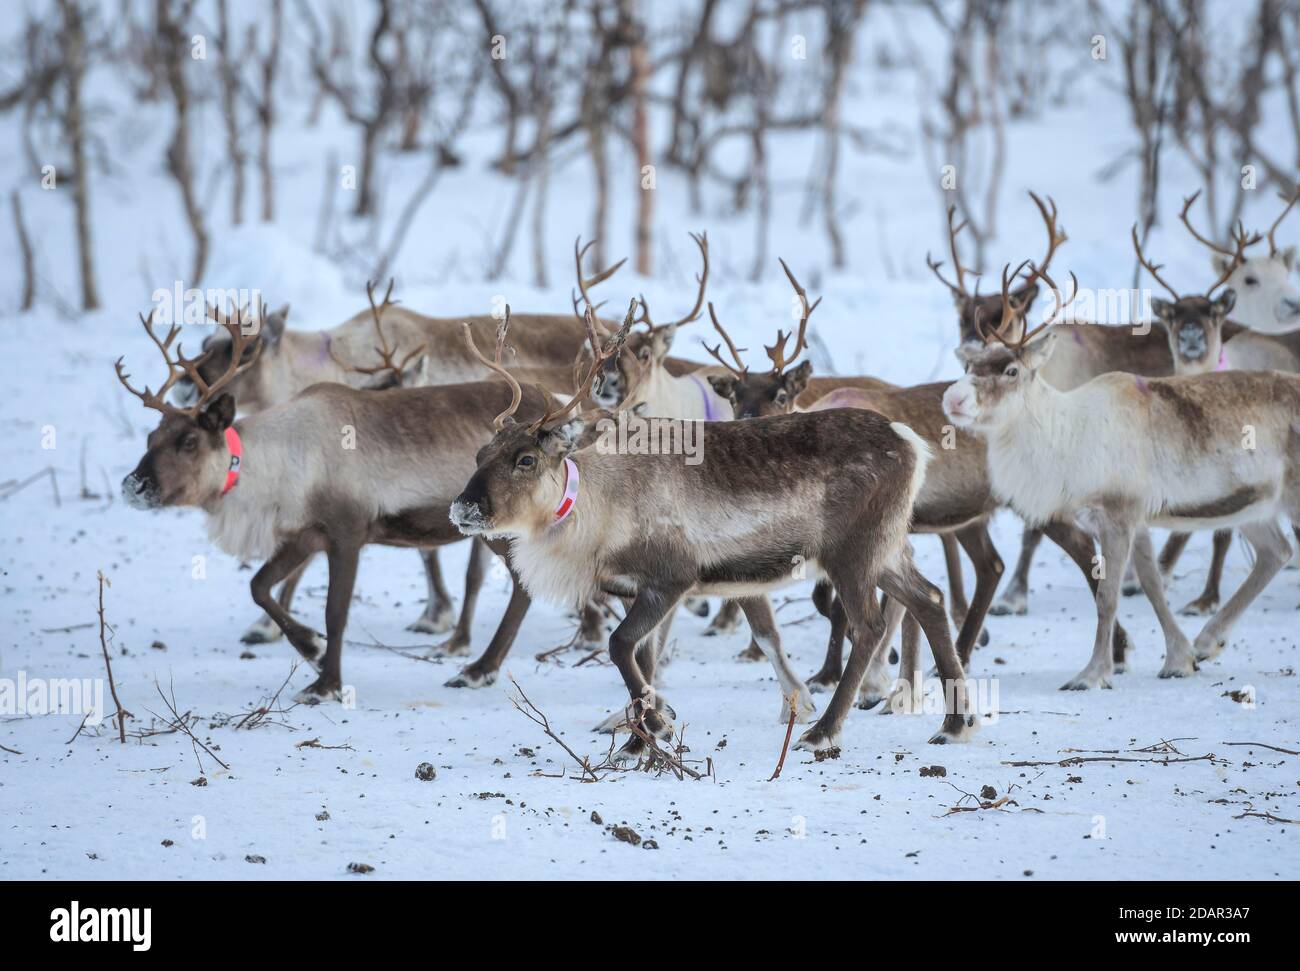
681;596;710;618
929;713;977;744
425;636;469;658
977;627;990;647
1192;633;1228;662
806;670;840;694
792;727;840;754
592;699;676;735
989;592;1027;617
778;688;816;724
1060;671;1112;691
294;678;342;704
444;667;497;689
736;641;764;662
240;617;282;644
1121;579;1143;597
407;605;456;635
611;735;648;765
1178;597;1218;617
1158;657;1198;679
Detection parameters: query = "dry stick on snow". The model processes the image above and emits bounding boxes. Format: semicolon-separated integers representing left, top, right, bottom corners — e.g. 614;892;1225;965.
941;783;1019;817
146;674;229;772
234;663;300;730
0;743;23;755
507;676;603;783
767;691;799;782
1221;741;1300;756
0;467;61;506
65;712;91;745
1002;753;1219;768
96;571;127;743
1233;805;1300;825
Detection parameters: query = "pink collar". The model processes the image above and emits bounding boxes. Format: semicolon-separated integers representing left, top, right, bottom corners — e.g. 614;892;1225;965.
222;426;243;495
553;457;579;524
1215;347;1229;371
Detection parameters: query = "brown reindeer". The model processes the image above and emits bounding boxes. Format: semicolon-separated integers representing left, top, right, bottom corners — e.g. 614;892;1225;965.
704;267;1134;700
450;308;975;757
118;302;567;701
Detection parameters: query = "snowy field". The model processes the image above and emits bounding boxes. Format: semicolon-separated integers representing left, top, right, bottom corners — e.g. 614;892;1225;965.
2;0;1299;880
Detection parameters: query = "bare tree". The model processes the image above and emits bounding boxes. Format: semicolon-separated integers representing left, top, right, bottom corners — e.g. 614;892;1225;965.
157;0;208;283
214;0;246;225
247;0;283;222
59;0;101;309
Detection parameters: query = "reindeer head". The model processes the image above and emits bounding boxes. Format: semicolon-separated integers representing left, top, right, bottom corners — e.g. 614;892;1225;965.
1142;194;1260;374
172;304;289;410
930;193;1061;344
706;260;819;418
450;302;634;539
945;262;1072;432
1193;190;1298;333
118;302;261;509
571;233;708;410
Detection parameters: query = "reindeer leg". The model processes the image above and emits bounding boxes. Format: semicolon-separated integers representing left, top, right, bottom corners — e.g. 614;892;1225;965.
249;532;327;669
734;595;815;723
295;533;363;704
880;558;976;743
592;606;676;734
1180;529;1231;616
861;595;907;710
242;556;310;644
1158;531;1191;582
428;537;489;657
794;568;886;753
1061;514;1133;690
882;609;923;714
1042;518;1134;671
445;548;531;688
941;532;976;638
990;523;1041;615
1131;529;1196;678
807;580;846;692
703;598;743;636
407;548;457;634
952;521;1002;667
1192;520;1290;663
606;584;690;763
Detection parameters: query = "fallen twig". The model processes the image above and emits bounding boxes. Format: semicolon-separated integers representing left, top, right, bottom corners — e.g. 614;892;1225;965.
1233;803;1299;824
768;691;799;781
146;675;229;772
0;743;21;755
1221;741;1300;756
507;675;603;782
96;571;129;743
1003;753;1218;768
0;466;60;506
233;664;299;730
296;737;355;751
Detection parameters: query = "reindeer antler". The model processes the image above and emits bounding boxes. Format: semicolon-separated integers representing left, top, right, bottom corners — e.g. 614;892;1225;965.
765;259;822;374
1028;191;1067;280
461;306;522;430
926;205;978;299
1130;224;1181;301
1265;188;1298;257
636;232;710;332
1206;221;1261;296
1022;261;1079;342
974;260;1034;347
571;237;628;325
531;299;636;433
329;279;426;382
115;301;263;418
703;302;749;378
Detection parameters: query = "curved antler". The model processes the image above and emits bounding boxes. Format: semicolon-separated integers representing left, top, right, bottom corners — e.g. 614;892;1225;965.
571;236;628;326
637;232;710;332
1023;261;1079;343
1265;188;1298;257
1027;191;1066;280
461;306;522;430
975;260;1033;346
1130;224;1181;301
765;258;821;374
703;301;749;378
329;279;426;382
926;205;977;299
532;299;636;433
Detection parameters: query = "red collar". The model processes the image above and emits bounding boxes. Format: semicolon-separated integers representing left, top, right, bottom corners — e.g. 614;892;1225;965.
222;426;243;495
553;457;579;524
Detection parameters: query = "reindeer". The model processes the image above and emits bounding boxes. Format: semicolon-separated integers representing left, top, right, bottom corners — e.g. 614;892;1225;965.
1207;190;1300;333
117;302;565;701
943;263;1300;689
450;307;976;757
704;266;1135;701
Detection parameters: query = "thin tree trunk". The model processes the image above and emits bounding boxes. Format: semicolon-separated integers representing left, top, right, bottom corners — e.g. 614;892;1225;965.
216;0;245;225
12;191;35;311
628;0;652;276
61;0;99;309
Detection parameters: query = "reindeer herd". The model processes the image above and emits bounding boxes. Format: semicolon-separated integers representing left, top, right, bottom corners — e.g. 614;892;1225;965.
113;188;1300;762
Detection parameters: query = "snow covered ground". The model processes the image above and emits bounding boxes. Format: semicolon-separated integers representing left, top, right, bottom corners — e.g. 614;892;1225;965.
2;0;1298;880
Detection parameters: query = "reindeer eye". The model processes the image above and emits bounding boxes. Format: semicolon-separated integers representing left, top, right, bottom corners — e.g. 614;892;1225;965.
1004;365;1019;378
1244;277;1258;286
774;390;788;404
516;454;536;470
180;434;199;452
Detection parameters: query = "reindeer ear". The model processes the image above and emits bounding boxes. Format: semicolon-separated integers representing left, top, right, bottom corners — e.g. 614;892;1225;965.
540;417;586;456
260;305;289;346
1150;297;1175;320
707;375;737;400
1212;288;1236;317
1279;246;1297;272
783;360;812;396
1020;331;1057;371
653;325;676;356
198;393;236;432
954;340;984;367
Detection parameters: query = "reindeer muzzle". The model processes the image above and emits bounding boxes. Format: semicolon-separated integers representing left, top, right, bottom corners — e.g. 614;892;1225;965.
121;471;160;510
448;497;489;536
